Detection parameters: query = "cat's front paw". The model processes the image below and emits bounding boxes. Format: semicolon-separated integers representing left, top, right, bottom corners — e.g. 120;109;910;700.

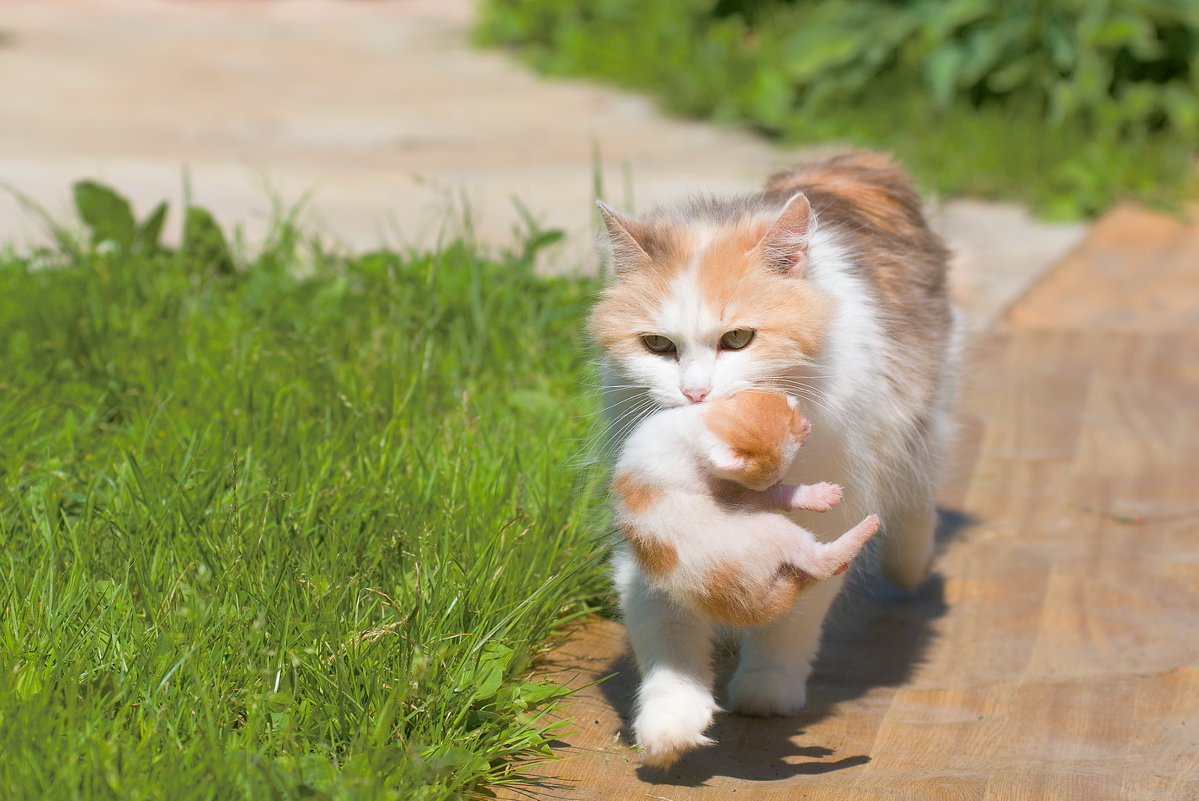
726;666;808;717
791;482;842;513
633;684;719;768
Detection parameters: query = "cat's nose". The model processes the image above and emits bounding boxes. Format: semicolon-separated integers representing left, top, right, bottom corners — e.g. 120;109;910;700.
683;386;710;404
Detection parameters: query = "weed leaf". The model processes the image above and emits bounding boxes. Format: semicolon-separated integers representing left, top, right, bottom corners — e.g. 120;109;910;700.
135;201;169;255
74;180;136;250
182;205;235;274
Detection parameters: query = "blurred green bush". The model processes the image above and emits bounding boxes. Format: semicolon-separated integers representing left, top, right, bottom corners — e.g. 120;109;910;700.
478;0;1199;217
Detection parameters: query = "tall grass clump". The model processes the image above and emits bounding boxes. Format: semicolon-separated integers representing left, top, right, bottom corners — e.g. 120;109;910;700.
478;0;1199;217
0;182;608;800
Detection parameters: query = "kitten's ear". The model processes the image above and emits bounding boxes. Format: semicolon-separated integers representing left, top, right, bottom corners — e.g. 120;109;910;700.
757;191;813;277
706;444;746;477
596;200;651;274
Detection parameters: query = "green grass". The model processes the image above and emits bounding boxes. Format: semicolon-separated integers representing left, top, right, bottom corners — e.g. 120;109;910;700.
0;185;610;800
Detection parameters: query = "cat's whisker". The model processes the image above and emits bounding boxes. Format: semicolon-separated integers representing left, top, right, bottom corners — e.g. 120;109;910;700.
570;402;656;467
608;403;658;448
787;387;840;418
761;379;840;420
599;392;648;408
607;400;652;428
597;394;659;446
576;381;650;395
601;395;658;423
607;392;653;410
767;362;836;378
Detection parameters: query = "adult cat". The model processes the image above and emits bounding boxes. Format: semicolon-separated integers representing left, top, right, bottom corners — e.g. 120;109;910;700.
588;151;957;767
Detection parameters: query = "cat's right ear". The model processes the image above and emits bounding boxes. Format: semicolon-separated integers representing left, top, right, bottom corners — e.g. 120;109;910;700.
757;191;813;277
596;200;651;274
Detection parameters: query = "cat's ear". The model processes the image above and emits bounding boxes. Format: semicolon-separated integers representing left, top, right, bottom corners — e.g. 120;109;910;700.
757;191;813;277
596;200;651;274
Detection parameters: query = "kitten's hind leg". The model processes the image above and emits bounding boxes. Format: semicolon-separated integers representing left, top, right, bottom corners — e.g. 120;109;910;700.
879;497;937;591
614;552;719;768
805;513;880;579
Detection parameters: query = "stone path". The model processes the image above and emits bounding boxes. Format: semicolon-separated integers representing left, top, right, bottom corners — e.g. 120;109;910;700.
1;0;1084;332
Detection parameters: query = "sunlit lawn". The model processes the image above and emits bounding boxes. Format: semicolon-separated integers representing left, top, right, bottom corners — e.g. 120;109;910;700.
0;185;610;800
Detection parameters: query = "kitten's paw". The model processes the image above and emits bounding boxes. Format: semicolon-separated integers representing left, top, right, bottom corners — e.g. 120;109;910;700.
792;482;842;513
634;686;719;768
726;667;808;717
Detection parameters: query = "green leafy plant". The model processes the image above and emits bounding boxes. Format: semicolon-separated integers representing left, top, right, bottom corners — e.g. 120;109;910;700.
478;0;1199;217
0;182;608;800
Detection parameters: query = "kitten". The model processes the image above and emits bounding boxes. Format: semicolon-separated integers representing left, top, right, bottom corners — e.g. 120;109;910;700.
588;151;956;767
612;389;880;633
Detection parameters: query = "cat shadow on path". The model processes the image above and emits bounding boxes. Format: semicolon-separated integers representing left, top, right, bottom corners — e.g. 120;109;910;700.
597;507;971;787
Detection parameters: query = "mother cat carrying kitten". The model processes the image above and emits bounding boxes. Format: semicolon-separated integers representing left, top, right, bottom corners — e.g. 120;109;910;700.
588;151;958;767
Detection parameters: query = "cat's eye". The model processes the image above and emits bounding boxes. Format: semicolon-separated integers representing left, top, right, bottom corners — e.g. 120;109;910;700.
641;334;676;354
720;328;755;350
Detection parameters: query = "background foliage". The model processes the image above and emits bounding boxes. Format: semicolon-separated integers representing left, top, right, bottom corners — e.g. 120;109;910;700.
0;183;607;800
478;0;1199;217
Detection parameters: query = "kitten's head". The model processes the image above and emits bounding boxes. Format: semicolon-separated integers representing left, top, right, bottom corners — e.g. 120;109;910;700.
588;192;831;410
702;390;809;490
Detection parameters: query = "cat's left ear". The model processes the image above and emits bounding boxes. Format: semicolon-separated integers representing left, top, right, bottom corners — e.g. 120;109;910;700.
757;191;813;277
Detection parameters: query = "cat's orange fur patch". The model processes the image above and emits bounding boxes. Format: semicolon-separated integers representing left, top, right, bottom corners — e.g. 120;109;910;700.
704;392;797;488
610;215;692;271
693;560;798;627
766;151;951;346
612;472;663;513
588;226;695;357
694;224;766;308
767;150;920;236
779;563;819;591
620;524;679;576
697;224;832;360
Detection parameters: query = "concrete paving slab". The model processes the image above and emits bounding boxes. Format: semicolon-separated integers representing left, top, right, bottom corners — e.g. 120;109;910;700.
1;0;1085;334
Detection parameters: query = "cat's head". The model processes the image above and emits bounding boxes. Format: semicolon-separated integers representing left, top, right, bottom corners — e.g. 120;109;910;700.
588;192;831;410
702;390;810;490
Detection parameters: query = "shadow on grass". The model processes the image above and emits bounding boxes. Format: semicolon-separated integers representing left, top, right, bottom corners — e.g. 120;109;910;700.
594;506;975;787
